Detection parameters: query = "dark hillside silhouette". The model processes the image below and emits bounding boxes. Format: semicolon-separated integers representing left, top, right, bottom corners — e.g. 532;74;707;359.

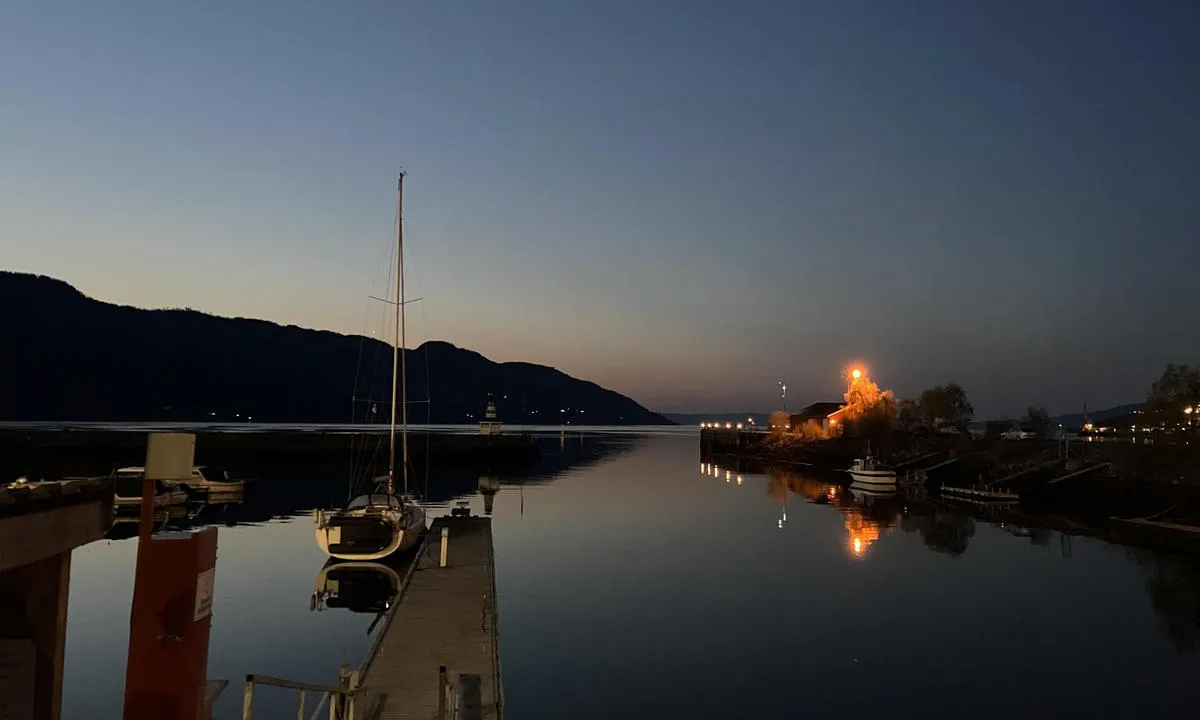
0;272;669;425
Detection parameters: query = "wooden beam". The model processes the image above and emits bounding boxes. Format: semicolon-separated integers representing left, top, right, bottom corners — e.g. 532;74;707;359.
0;500;111;573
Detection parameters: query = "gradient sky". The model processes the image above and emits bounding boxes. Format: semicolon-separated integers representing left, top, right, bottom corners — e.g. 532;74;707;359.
3;1;1198;417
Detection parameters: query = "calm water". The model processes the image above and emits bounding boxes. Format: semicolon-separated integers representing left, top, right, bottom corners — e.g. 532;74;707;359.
61;433;1199;718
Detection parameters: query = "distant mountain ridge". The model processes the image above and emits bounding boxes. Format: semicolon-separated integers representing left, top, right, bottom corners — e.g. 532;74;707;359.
1051;403;1143;428
0;272;670;425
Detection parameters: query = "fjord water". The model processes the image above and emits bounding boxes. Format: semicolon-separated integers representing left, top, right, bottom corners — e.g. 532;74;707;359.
63;433;1197;719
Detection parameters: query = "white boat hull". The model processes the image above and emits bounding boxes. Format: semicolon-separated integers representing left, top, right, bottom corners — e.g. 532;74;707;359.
185;479;246;494
315;503;426;561
847;470;897;487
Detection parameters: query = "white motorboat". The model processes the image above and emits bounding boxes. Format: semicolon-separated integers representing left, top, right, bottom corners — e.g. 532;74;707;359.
846;456;897;487
315;172;426;561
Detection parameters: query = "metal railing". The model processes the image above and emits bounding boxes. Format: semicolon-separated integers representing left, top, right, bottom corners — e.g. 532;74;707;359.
242;666;377;720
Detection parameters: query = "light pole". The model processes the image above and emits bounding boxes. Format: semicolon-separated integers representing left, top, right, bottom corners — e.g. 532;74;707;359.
778;381;787;411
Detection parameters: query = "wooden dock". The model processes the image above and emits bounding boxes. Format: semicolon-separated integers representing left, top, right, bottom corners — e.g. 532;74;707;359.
360;515;502;720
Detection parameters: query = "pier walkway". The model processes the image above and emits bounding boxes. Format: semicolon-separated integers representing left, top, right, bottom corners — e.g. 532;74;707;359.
361;515;502;720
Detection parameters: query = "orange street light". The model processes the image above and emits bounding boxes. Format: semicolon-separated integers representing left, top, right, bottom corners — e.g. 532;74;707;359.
851;368;862;380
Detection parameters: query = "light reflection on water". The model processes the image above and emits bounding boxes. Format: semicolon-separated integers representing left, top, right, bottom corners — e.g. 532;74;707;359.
59;435;1200;719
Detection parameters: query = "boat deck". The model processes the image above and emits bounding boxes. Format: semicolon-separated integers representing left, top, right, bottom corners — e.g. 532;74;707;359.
361;515;501;720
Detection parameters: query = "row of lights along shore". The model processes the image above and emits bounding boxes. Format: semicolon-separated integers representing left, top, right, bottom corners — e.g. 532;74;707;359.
699;417;756;430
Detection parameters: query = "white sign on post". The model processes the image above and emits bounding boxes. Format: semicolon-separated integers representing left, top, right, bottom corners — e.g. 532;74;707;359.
194;567;215;621
146;432;196;483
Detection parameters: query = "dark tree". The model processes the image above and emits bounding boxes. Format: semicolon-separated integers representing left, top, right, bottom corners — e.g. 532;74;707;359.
918;384;974;428
1023;406;1050;438
1146;364;1200;422
896;399;921;431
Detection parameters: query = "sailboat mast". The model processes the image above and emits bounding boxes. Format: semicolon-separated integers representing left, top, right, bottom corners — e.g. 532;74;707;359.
399;172;410;496
388;173;405;494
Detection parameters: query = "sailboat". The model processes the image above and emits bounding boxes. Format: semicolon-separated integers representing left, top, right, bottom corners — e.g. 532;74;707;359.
314;172;427;561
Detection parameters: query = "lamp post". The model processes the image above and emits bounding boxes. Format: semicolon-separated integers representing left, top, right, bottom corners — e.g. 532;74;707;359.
778;381;787;412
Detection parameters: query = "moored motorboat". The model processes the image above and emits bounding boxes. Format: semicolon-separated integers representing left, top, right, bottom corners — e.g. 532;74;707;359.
846;456;897;487
116;465;245;497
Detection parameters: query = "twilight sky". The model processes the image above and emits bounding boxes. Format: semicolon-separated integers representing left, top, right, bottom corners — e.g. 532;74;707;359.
2;1;1198;418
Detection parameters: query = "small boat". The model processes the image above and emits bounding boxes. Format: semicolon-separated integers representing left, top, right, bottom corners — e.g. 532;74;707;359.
315;172;426;561
112;475;188;510
116;465;245;497
846;456;897;487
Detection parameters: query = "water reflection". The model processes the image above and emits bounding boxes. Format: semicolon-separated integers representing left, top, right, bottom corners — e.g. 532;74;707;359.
843;508;880;558
310;556;416;636
899;507;976;557
106;490;247;539
1128;549;1200;653
755;462;1200;655
39;433;637;719
21;434;1200;720
479;476;500;515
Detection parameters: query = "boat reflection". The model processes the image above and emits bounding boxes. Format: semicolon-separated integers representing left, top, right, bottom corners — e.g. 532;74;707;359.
842;482;898;558
310;556;416;633
107;509;169;540
762;468;908;557
105;489;246;539
478;476;499;515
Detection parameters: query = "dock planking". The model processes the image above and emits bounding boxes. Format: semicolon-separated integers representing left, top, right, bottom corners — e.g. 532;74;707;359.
361;515;502;720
